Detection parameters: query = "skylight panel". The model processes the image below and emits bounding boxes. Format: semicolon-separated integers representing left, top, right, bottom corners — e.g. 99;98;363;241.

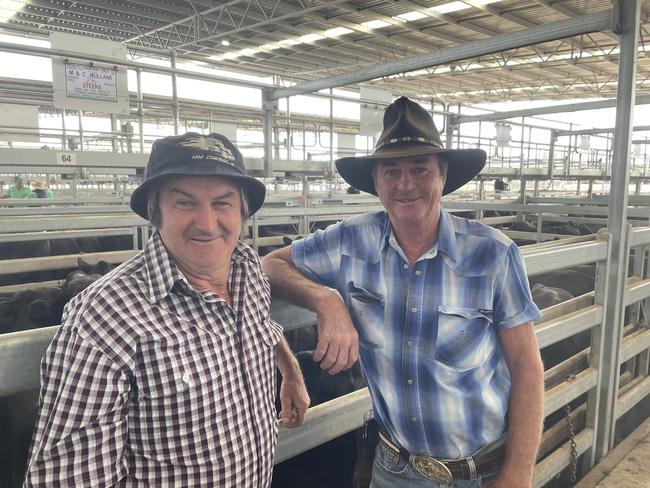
300;33;325;43
324;27;354;37
431;1;472;14
362;20;391;29
395;12;428;22
239;48;258;56
468;0;503;5
0;0;26;22
278;38;302;46
260;43;281;51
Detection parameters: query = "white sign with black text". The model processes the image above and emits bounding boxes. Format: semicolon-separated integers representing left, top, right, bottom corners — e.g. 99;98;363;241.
64;63;118;102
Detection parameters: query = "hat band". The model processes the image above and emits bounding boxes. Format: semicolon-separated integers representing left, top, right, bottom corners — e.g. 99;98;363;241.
376;136;443;151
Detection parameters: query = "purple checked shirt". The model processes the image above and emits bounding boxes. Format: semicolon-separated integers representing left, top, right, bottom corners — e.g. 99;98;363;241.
24;231;282;487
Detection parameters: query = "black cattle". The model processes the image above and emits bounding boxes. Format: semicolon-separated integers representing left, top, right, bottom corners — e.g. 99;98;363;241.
577;223;604;235
0;287;64;334
511;221;537;233
531;283;574;310
272;351;368;488
529;264;595;297
0;235;133;286
0;264;112;488
543;223;581;236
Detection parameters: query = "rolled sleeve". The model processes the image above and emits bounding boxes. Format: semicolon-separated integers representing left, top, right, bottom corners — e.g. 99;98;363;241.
24;327;131;487
493;244;541;329
290;223;344;288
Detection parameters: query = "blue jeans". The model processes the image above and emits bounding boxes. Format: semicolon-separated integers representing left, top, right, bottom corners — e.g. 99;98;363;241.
370;441;500;488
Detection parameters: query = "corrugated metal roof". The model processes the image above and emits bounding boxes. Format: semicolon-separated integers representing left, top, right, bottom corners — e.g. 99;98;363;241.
0;0;648;103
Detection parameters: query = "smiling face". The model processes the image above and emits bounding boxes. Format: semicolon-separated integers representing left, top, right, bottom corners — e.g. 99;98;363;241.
374;154;447;233
157;176;243;279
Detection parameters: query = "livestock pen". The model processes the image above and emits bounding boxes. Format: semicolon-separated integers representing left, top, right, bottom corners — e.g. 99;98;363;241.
1;200;650;487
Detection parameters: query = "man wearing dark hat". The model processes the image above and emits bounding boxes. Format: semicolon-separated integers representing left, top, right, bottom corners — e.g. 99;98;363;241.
24;133;309;487
1;175;36;199
263;98;544;487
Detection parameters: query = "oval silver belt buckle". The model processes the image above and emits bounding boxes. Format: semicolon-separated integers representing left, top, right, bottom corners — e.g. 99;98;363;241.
412;455;453;483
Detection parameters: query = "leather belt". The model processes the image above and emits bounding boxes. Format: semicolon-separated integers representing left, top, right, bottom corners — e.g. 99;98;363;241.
378;430;505;482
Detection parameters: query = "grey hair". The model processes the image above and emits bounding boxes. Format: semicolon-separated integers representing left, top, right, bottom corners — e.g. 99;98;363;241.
145;177;250;227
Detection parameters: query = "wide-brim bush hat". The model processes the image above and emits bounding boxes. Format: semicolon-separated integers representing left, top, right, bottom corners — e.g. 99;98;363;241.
32;180;48;190
130;132;266;220
335;96;486;196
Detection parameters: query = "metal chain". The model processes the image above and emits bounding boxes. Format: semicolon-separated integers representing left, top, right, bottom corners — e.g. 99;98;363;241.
564;403;579;482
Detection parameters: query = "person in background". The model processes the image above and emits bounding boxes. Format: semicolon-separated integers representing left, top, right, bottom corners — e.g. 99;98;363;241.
24;132;310;487
1;176;36;199
31;181;54;199
263;97;544;487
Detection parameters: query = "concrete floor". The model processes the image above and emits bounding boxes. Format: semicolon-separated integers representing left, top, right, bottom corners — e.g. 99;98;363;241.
575;417;650;488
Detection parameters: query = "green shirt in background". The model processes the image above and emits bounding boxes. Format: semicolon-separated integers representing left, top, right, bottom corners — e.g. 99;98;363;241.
4;186;36;198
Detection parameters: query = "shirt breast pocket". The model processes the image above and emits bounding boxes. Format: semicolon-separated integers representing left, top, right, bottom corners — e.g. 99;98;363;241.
137;344;210;399
435;306;494;372
348;281;385;349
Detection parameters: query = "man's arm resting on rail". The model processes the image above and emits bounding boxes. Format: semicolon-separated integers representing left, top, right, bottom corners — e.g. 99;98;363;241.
262;246;358;375
486;321;544;488
276;336;310;428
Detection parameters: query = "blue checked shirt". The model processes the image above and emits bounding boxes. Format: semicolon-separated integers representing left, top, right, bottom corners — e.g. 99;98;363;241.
291;208;541;459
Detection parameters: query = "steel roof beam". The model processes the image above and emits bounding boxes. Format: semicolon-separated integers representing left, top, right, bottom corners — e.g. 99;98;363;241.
457;93;650;123
555;125;650;136
269;10;613;100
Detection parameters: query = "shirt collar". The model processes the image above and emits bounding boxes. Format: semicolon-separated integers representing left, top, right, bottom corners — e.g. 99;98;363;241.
437;207;459;264
142;230;254;304
381;207;459;264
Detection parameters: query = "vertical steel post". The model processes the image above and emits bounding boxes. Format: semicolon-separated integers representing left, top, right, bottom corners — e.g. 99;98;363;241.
329;88;334;177
286;97;291;161
519;118;526;203
549;130;557;178
591;0;640;464
170;52;179;135
262;89;277;177
446;110;455;149
61;110;67;150
78;111;84;151
110;114;117;152
136;67;144;153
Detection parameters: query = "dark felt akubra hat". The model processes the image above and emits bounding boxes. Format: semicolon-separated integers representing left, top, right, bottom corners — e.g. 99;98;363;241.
130;132;266;220
335;96;486;196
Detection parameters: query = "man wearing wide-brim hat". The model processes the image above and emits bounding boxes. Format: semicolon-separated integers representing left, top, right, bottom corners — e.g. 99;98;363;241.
25;132;309;487
263;97;543;487
31;180;54;198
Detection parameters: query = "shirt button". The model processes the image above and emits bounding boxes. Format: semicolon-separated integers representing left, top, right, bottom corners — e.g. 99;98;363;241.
403;264;409;269
407;341;413;346
407;379;413;385
415;270;421;276
356;310;362;316
411;417;417;423
411;307;417;313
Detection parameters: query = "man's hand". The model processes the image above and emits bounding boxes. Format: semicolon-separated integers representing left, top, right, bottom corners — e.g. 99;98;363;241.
278;374;310;428
313;297;359;375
